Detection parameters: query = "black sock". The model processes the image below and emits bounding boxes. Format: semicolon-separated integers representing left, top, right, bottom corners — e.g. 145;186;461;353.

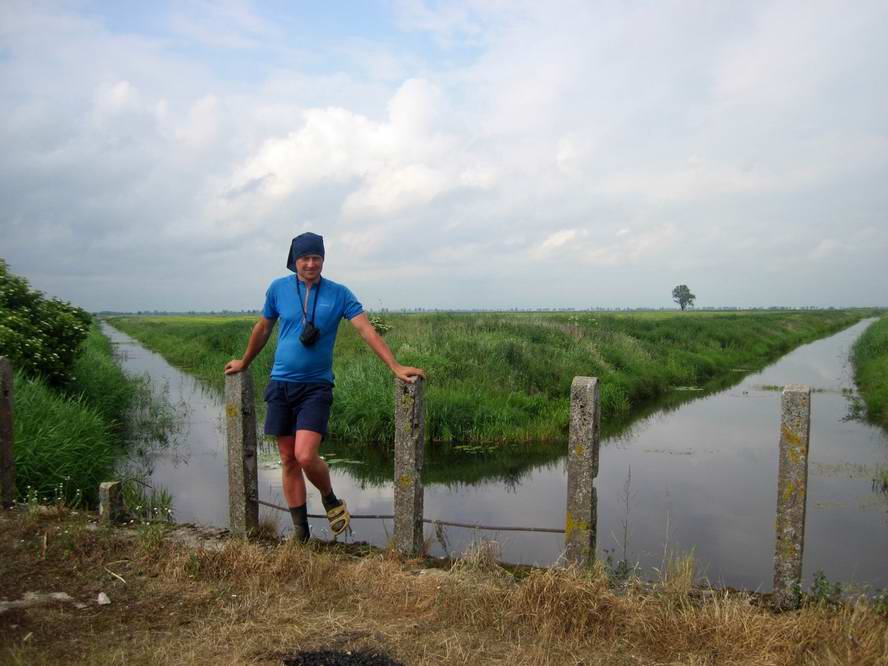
322;490;341;510
289;504;309;531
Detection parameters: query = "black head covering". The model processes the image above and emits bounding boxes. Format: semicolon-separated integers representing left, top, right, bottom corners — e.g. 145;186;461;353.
286;232;325;272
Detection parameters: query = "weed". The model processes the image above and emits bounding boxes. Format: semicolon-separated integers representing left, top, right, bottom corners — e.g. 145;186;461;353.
367;313;392;336
136;521;167;554
873;589;888;618
603;551;636;585
809;570;843;606
122;477;174;523
656;550;697;598
874;468;888;494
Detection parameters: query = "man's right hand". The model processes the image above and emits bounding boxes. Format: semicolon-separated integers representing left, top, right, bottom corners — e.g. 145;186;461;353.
224;359;247;375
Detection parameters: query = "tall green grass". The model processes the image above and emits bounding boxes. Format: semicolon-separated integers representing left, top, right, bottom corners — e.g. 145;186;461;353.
14;370;116;506
852;316;888;429
109;309;870;444
13;325;151;505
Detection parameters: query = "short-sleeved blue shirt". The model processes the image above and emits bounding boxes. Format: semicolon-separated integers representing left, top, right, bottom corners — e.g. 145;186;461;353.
262;275;363;384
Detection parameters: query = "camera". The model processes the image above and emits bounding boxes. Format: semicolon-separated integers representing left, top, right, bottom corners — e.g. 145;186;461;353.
300;321;321;346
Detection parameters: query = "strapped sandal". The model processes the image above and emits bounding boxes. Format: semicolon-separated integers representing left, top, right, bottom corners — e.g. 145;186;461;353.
326;501;350;536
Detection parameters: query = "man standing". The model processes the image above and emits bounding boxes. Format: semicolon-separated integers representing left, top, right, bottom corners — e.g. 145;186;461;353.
224;232;424;542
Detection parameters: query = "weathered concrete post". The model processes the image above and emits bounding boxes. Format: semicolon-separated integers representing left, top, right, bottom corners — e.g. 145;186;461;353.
99;481;126;524
0;358;15;508
393;377;425;556
225;370;259;537
565;377;600;567
773;384;812;610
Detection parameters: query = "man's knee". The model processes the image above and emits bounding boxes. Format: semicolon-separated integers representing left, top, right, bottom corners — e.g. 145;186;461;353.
295;449;321;469
280;455;301;473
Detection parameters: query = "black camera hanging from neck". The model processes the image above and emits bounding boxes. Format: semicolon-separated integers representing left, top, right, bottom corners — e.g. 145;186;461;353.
296;277;322;346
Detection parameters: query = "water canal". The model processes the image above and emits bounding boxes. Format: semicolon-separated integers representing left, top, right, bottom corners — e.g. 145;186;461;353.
103;319;888;591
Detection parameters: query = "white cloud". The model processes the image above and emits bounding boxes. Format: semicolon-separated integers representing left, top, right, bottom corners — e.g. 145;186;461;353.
94;80;141;116
538;229;577;252
217;78;491;223
1;1;887;310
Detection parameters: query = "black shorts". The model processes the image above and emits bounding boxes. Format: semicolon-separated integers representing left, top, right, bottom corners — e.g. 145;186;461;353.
263;380;334;437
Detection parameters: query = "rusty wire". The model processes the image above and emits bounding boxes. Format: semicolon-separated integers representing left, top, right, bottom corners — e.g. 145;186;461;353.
257;499;565;534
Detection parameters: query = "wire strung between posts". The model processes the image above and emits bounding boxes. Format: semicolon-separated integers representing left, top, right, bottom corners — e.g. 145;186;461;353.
257;499;565;534
258;499;394;521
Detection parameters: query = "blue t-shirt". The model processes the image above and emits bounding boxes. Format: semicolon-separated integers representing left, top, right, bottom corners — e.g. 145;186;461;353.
262;275;363;384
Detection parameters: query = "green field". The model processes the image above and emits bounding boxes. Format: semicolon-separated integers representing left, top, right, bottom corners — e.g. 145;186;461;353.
107;309;874;444
852;315;888;429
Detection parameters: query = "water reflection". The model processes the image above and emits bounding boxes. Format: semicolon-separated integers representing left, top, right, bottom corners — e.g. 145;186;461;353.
105;319;888;590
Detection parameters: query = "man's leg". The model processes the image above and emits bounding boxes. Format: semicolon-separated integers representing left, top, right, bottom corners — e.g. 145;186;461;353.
278;435;309;541
293;429;332;496
294;429;347;533
291;386;347;534
277;435;306;506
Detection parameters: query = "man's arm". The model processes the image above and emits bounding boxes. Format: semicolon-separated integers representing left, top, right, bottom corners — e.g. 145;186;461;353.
349;313;425;383
224;316;276;374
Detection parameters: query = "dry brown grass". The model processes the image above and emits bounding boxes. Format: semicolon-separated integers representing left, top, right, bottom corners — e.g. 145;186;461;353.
2;508;887;665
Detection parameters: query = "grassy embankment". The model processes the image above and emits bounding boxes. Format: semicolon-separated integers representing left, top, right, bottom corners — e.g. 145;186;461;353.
13;325;162;506
853;315;888;429
2;507;887;665
852;315;888;492
110;309;870;445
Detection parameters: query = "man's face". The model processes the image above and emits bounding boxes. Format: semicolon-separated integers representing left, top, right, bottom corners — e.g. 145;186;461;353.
295;254;324;282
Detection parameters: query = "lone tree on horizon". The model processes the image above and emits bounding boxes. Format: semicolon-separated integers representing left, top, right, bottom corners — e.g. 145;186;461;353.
672;284;696;311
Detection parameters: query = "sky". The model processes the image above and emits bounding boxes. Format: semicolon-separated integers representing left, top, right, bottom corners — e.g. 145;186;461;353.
1;0;887;312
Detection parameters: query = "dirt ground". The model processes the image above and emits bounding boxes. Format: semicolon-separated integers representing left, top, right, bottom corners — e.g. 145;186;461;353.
1;506;886;665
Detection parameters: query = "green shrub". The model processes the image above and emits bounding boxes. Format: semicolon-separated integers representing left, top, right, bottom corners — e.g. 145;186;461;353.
0;259;91;386
367;313;392;336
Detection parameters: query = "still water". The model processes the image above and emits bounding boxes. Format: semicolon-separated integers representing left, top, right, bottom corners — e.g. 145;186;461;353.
103;320;887;591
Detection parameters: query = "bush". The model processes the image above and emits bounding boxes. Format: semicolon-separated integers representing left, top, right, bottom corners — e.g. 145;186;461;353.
0;259;91;386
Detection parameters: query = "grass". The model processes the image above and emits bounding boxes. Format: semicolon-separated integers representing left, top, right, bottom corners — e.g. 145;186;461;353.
2;506;887;665
12;325;170;507
108;309;874;444
853;315;888;429
13;371;115;507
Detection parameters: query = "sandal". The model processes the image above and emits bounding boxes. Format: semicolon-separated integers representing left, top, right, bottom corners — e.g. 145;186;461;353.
326;501;350;536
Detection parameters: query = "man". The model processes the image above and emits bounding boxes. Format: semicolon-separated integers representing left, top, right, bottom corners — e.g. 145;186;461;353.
224;232;424;542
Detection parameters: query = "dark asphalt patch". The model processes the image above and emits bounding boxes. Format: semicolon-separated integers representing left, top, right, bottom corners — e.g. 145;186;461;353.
282;649;404;666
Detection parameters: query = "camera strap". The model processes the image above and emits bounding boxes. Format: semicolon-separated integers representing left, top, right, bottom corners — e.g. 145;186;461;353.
295;277;321;325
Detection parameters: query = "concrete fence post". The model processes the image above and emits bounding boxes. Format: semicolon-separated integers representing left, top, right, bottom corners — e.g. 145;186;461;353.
773;384;812;610
99;481;126;524
0;357;15;508
393;377;425;556
565;377;601;567
225;370;259;537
